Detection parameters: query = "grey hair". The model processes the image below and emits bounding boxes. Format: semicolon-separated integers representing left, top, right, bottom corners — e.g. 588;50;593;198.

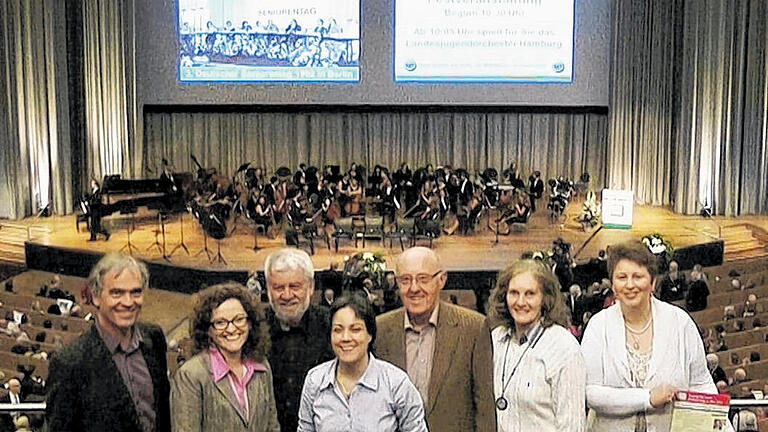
87;253;149;297
264;248;314;287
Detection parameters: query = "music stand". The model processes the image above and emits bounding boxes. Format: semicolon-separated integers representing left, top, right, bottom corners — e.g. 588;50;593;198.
491;208;503;245
194;225;213;261
229;207;241;236
211;239;227;265
169;211;190;257
158;212;170;261
250;222;265;252
119;208;139;256
146;213;163;254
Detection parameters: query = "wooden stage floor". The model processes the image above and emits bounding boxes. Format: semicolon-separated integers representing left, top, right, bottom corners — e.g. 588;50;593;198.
8;200;754;273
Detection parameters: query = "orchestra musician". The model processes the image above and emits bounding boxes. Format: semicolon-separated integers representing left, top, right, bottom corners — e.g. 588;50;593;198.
378;176;400;225
251;195;274;231
528;171;544;213
344;178;363;216
497;194;531;233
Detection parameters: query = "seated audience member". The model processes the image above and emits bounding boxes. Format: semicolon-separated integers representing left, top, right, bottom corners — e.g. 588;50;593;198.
565;284;587;327
13;415;30;432
245;271;263;300
723;305;736;321
706;354;727;384
320;288;334;309
80;282;93;305
731;368;747;385
587;281;602;297
692;264;708;282
734;409;759;432
0;319;13;337
749;351;760;363
685;267;710;312
716;380;728;394
593;278;614;310
731;320;745;333
69;304;83;318
171;282;279;431
489;259;586;431
730;352;741;366
743;294;758;318
580;241;721;432
657;260;686;302
298;294;427;432
0;378;24;431
731;277;743;291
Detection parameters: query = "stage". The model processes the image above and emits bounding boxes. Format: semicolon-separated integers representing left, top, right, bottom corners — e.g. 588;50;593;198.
7;200;762;276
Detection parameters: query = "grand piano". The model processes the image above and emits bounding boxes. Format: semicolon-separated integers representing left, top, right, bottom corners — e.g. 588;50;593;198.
99;174;187;215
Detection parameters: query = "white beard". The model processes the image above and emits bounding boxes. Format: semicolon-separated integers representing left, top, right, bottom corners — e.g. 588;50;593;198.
270;294;311;327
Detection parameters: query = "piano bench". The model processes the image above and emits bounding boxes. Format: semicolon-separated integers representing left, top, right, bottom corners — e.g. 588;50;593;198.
76;213;90;233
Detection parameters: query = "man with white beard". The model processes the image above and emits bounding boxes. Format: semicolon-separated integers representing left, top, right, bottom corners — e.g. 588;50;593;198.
263;248;334;432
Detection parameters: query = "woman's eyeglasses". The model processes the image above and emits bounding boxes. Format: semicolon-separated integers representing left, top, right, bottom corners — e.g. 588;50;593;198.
211;315;249;330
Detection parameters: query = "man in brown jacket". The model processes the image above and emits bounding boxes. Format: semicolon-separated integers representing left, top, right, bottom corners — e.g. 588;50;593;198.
374;247;496;432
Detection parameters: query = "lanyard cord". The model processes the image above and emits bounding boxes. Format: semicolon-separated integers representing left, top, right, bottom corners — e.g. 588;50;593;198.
498;325;545;398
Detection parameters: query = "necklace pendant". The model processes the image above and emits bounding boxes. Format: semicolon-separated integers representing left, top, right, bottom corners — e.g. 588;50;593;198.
633;339;640;350
495;396;508;411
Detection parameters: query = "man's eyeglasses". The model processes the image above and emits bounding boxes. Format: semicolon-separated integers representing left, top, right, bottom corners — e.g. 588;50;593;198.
211;315;249;331
396;270;442;288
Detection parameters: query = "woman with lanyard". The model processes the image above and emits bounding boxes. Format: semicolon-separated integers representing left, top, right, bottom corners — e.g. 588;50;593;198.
488;259;586;432
580;241;729;431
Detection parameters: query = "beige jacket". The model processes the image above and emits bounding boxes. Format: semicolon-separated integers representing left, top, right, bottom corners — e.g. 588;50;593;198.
170;351;280;432
374;301;497;432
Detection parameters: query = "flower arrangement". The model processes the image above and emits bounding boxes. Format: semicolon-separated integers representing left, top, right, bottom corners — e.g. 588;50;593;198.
342;251;388;291
578;189;601;230
641;233;674;266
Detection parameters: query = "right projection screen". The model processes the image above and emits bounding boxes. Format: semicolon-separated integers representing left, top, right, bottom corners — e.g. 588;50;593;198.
395;0;575;83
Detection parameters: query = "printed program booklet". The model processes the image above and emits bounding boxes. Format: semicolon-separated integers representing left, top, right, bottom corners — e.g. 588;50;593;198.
669;391;730;431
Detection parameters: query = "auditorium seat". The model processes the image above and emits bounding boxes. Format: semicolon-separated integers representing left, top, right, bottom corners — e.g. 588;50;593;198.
0;305;91;334
0;352;48;380
723;327;767;350
692;297;768;326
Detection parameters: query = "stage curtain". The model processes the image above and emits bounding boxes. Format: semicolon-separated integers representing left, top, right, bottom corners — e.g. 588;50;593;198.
609;0;768;216
143;110;609;189
0;0;73;219
673;0;768;215
606;0;679;207
82;0;138;182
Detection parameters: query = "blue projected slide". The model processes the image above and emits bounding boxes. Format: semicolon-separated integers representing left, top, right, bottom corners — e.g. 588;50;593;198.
178;0;360;82
395;0;575;83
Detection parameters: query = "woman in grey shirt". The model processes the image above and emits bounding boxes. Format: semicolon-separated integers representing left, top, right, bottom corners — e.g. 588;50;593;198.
298;293;427;432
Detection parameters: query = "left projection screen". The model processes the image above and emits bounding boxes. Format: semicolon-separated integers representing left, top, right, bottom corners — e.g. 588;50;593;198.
177;0;360;82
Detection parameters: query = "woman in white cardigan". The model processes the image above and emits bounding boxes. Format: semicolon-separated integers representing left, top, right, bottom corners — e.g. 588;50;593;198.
580;241;724;432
